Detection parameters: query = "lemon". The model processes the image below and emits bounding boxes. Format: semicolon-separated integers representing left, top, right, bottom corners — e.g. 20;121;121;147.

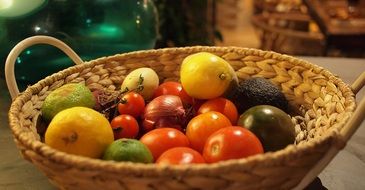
45;107;114;158
180;52;237;99
41;83;95;122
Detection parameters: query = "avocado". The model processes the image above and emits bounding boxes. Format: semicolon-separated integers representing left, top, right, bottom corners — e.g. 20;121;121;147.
226;77;288;114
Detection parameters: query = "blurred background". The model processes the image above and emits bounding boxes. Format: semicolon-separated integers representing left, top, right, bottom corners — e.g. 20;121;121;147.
0;0;364;89
215;0;365;57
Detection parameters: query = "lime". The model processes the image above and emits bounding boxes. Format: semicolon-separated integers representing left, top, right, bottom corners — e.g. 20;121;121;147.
41;83;95;121
180;52;237;99
45;107;114;158
102;139;153;163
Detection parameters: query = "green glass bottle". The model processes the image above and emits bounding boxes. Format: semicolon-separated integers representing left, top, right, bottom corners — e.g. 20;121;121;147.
0;0;158;90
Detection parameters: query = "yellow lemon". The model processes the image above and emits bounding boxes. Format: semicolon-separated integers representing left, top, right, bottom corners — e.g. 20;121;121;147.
180;52;238;99
45;107;114;158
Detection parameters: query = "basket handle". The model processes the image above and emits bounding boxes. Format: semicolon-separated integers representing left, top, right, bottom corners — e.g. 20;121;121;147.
342;71;365;141
294;71;365;190
5;35;83;99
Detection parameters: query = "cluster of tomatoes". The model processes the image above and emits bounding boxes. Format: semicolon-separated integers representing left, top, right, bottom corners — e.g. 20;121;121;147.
108;81;264;165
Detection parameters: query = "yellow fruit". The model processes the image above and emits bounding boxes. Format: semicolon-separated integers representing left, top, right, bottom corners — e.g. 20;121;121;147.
121;67;159;100
45;107;114;158
41;83;95;121
180;52;238;99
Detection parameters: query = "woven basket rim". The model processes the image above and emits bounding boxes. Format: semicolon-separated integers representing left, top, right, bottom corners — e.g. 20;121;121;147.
8;46;356;175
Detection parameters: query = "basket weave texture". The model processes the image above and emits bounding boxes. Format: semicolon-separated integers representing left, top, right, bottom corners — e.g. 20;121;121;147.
8;46;356;190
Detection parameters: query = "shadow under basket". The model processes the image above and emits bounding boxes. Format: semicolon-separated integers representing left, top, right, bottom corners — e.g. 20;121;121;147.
6;36;365;190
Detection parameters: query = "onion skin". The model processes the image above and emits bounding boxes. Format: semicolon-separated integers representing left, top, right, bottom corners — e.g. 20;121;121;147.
142;95;186;132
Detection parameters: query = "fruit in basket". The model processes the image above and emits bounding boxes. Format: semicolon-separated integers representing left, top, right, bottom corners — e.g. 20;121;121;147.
197;97;238;125
140;128;190;160
45;107;114;158
186;111;232;152
237;105;295;152
102;139;153;163
41;83;95;121
110;114;139;139
180;52;238;99
203;126;264;163
226;77;288;114
117;92;145;118
121;67;159;100
156;147;205;165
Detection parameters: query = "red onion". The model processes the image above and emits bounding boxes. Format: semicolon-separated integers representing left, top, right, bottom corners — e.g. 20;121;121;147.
142;95;187;131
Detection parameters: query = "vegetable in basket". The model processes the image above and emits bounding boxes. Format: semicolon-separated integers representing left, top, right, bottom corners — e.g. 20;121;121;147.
140;128;190;161
142;95;187;132
121;67;159;101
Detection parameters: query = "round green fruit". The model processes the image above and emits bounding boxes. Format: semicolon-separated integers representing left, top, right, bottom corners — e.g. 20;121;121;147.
102;139;153;163
41;83;95;122
237;105;295;152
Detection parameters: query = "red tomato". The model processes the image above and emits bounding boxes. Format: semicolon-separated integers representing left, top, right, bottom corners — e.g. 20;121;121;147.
139;128;190;160
153;81;193;106
118;92;145;118
198;97;238;124
203;126;264;163
156;147;205;165
110;114;139;139
186;111;232;153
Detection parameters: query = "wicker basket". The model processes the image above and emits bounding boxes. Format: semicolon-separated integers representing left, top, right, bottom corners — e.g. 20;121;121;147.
6;36;365;190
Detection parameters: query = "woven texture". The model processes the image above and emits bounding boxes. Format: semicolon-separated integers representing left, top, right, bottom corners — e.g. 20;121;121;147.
8;46;356;190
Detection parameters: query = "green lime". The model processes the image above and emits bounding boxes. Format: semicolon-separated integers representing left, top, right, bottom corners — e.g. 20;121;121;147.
102;139;153;163
41;83;95;122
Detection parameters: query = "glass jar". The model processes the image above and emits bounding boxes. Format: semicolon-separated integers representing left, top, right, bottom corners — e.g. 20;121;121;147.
0;0;158;90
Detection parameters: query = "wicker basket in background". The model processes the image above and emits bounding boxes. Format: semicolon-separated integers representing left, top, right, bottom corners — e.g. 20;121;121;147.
5;36;365;190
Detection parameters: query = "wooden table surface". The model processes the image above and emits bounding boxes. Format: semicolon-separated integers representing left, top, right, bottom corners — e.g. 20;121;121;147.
1;56;364;190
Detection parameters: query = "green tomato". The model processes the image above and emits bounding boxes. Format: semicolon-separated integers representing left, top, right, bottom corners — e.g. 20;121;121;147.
237;105;295;152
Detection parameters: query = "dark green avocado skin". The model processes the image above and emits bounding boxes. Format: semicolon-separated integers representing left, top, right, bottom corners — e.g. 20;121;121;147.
226;77;288;114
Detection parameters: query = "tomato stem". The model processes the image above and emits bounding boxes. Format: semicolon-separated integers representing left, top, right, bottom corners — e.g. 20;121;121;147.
120;98;127;104
136;74;145;92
